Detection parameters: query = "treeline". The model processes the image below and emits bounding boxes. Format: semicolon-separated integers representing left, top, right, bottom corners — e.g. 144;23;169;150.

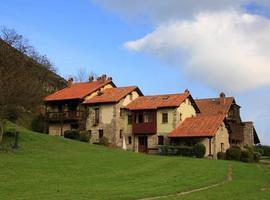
0;26;66;141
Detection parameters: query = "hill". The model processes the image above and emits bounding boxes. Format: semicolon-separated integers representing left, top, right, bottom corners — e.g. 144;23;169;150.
0;124;269;200
0;38;66;127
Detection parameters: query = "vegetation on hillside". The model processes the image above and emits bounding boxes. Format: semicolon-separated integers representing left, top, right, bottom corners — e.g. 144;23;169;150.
0;27;67;138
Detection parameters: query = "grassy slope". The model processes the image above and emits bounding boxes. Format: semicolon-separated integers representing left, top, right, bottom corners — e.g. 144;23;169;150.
0;124;269;200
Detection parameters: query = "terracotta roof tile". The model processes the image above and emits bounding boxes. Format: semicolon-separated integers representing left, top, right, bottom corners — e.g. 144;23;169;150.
44;80;113;101
83;86;140;104
168;114;225;138
195;97;235;116
126;93;190;110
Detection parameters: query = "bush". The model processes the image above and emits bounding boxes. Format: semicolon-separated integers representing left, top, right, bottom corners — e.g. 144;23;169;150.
176;146;194;157
99;137;109;146
64;130;80;140
193;143;206;158
240;150;253;163
31;115;45;133
217;152;226;160
255;145;270;156
253;152;261;163
226;146;241;161
79;131;91;143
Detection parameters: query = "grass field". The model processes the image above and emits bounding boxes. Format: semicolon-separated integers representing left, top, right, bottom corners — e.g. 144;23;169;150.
0;123;269;200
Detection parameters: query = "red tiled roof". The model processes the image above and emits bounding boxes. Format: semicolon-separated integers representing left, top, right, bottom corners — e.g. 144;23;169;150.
44;80;114;101
83;86;140;104
195;97;235;116
168;114;225;138
126;92;190;110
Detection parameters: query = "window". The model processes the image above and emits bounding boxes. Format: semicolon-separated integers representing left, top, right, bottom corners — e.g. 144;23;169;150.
158;136;164;145
94;108;99;124
162;113;168;123
128;115;132;124
135;114;143;123
221;143;224;152
88;130;92;138
129;94;133;101
128;136;132;144
144;112;153;123
120;108;124;117
179;113;183;122
58;104;63;112
98;130;103;139
119;130;123;139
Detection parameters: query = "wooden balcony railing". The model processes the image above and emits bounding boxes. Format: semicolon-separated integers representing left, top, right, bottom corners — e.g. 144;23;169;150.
45;111;85;122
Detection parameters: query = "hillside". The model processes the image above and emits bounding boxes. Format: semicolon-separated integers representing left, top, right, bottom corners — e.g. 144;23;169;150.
0;38;66;127
0;124;269;200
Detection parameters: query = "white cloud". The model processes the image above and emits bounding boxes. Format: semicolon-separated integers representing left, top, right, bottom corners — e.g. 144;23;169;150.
124;11;270;93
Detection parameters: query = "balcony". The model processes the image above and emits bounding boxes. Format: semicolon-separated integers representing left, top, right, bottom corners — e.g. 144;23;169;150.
45;111;85;122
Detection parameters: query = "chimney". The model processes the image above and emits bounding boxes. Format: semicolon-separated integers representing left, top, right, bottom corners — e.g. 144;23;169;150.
89;76;94;82
184;89;190;94
107;77;112;81
67;78;73;88
220;92;226;105
101;74;107;81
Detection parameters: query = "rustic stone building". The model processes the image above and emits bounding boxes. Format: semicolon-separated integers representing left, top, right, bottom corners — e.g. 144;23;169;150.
44;75;116;136
83;86;143;148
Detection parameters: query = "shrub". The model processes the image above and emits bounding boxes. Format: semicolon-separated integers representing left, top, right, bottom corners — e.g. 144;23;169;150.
226;146;241;161
31;115;45;133
64;130;80;140
255;145;270;156
79;131;91;143
193;143;206;158
253;152;261;163
240;150;253;163
176;146;194;157
158;146;168;155
217;152;226;160
99;137;109;146
254;147;264;156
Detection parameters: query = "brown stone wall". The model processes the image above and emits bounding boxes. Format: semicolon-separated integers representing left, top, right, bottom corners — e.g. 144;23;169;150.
243;122;255;146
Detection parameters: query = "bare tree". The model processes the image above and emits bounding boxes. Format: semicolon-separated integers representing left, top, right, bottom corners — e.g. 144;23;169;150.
69;68;97;83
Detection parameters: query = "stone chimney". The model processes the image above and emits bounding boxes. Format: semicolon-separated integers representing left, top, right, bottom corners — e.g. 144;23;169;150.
107;77;112;81
89;76;94;82
67;78;73;88
220;92;226;105
184;89;190;94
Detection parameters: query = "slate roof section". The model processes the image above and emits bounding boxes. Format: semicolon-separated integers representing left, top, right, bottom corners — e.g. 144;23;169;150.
168;114;226;138
83;86;142;104
44;80;114;102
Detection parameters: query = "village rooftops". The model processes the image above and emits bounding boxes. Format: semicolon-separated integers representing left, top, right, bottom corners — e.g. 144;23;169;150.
195;93;236;116
168;114;226;138
126;91;200;111
83;86;143;104
44;76;115;102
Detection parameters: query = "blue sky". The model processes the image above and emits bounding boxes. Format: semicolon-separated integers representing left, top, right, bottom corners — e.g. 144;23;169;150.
1;0;269;144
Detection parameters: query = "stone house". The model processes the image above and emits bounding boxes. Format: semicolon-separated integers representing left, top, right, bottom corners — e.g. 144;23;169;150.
195;92;260;147
168;114;230;158
125;91;201;153
44;75;116;136
83;86;143;148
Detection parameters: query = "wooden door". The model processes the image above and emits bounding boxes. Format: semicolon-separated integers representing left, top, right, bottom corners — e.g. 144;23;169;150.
138;136;148;153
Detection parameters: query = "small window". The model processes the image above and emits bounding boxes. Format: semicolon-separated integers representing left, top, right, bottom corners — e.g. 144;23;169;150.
144;112;153;123
179;113;183;122
99;130;103;139
128;115;132;124
128;136;132;144
120;108;124;117
221;143;224;152
129;94;133;101
94;108;99;124
119;130;123;139
136;114;143;123
158;136;164;145
162;113;168;123
88;130;92;137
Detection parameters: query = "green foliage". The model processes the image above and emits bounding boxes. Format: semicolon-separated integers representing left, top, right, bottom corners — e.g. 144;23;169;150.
99;136;109;146
217;152;226;160
79;130;91;143
193;143;206;158
253;152;261;163
159;145;194;157
255;145;270;156
226;146;241;161
64;130;80;140
240;150;254;163
31;115;45;133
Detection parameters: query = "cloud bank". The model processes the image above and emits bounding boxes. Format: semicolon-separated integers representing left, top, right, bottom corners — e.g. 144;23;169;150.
125;11;270;93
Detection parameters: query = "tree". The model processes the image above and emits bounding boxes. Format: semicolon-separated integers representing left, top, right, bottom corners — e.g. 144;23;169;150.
68;68;97;83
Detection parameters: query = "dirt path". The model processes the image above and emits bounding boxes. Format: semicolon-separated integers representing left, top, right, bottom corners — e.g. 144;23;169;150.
139;164;232;200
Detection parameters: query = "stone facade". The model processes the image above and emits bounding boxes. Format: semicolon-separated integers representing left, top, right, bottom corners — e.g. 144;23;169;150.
242;122;255;146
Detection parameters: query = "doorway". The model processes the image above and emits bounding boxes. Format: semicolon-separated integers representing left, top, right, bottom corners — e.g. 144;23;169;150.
138;135;148;153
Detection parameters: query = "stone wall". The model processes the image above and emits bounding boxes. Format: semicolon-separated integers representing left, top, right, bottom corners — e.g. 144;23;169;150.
243;122;255;146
